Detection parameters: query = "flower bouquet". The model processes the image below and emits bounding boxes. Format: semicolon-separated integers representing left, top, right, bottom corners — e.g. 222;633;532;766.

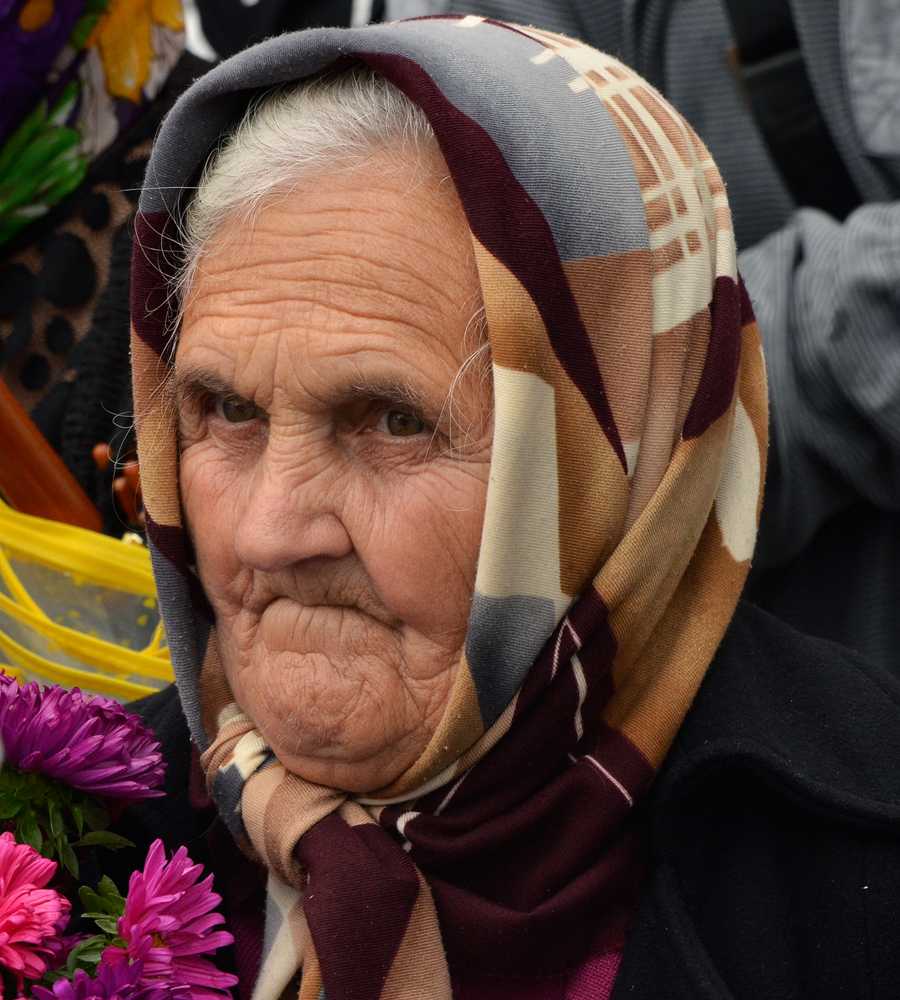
0;673;238;999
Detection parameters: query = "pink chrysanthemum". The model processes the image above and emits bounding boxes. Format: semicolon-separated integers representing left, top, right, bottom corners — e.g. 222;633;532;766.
102;841;237;999
0;674;165;798
0;831;70;991
32;959;192;1000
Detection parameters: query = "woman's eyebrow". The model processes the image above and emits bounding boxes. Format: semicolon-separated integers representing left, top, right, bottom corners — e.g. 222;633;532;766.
171;368;245;406
345;378;431;415
172;368;435;418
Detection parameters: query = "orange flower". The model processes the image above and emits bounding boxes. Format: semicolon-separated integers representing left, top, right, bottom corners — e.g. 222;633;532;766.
18;0;55;32
86;0;184;103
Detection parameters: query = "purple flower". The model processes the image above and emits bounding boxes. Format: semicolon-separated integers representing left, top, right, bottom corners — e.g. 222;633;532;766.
32;959;192;999
0;675;165;799
102;840;237;999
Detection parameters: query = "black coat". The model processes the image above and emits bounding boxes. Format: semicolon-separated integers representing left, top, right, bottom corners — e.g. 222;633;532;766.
118;603;900;998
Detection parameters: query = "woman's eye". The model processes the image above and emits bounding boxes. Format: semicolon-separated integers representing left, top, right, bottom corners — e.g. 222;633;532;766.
380;410;427;437
217;399;261;423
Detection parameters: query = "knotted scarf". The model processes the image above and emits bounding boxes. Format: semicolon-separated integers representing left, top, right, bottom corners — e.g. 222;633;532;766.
131;17;768;1000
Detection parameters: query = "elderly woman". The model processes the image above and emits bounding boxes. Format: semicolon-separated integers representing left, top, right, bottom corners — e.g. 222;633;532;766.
120;15;900;1000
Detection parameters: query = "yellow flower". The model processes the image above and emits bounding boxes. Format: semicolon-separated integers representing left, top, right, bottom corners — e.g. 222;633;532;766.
87;0;184;103
18;0;55;32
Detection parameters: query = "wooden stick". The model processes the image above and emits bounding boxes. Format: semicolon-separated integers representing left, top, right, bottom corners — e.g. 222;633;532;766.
0;376;103;531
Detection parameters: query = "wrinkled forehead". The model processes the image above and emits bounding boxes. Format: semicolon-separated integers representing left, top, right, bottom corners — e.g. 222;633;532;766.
173;154;489;419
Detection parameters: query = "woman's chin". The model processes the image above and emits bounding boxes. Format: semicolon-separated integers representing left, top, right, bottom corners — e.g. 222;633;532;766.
276;749;412;793
262;723;427;793
220;604;453;791
228;657;434;792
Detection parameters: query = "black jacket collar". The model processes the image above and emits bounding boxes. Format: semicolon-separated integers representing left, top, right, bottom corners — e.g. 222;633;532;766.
613;601;900;999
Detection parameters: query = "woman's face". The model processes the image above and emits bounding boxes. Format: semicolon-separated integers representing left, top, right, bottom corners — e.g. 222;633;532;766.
176;149;491;793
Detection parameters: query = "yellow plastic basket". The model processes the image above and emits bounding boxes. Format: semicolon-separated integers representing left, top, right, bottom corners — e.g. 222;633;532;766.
0;498;173;701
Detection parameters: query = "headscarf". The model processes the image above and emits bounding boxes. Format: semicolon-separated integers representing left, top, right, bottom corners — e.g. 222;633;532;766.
131;17;767;1000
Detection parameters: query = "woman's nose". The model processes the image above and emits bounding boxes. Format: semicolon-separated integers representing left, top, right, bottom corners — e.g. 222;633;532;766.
233;442;353;572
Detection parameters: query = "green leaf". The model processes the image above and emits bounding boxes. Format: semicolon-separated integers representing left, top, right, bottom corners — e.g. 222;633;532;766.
13;780;35;800
0;101;49;178
18;813;42;851
97;875;126;906
38;156;88;203
0;127;82;197
61;841;79;879
72;831;134;850
70;937;107;964
47;82;79;128
48;799;64;839
70;803;84;837
80;803;111;831
0;75;86;245
78;887;104;911
81;915;120;936
57;934;110;979
79;876;126;920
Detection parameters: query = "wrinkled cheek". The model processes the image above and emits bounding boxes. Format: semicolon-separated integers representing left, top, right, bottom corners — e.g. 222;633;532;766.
365;471;487;634
180;449;246;611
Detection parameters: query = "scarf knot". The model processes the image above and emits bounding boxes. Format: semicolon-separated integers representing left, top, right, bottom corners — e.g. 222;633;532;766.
201;705;348;889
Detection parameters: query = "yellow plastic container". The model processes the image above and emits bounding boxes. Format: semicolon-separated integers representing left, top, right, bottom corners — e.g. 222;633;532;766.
0;498;173;702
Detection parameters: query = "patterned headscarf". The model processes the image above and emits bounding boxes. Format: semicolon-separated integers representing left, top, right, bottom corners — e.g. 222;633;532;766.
132;17;767;1000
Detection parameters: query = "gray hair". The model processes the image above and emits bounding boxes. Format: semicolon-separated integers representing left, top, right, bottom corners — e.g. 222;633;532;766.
174;65;491;443
177;65;440;310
